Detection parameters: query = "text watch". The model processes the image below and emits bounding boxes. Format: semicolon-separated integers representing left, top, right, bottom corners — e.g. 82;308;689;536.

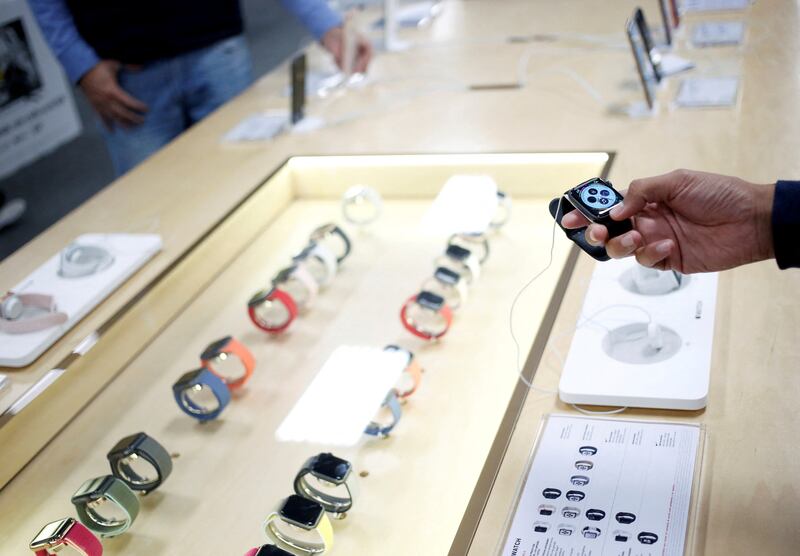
172;367;231;421
200;336;256;390
248;287;298;334
400;291;453;340
294;452;355;518
107;432;172;494
71;475;140;537
1;292;68;334
265;494;335;555
29;517;103;556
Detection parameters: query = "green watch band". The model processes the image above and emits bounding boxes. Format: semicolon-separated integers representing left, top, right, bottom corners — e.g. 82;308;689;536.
71;475;140;537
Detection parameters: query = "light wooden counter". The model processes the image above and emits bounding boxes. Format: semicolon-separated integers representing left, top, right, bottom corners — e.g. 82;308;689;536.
1;1;799;555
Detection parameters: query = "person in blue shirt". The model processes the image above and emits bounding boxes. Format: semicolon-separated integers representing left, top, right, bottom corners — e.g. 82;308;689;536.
29;0;372;176
561;169;800;271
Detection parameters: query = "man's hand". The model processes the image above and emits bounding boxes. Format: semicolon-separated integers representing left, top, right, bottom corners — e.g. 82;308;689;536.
561;169;775;273
321;26;372;74
79;60;148;129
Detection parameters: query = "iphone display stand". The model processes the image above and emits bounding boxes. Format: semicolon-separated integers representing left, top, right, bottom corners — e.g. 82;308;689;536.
0;234;162;367
559;259;718;410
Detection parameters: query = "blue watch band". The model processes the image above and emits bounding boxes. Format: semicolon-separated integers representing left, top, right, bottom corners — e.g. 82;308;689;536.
172;367;231;421
364;390;402;438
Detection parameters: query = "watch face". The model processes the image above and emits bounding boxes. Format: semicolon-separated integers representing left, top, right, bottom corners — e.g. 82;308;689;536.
312;453;351;483
248;288;276;308
280;495;324;529
108;432;146;459
201;337;232;361
72;475;117;504
567;178;623;220
255;545;295;556
172;369;204;392
416;291;445;311
434;266;461;286
445;244;471;262
29;517;75;549
273;266;297;286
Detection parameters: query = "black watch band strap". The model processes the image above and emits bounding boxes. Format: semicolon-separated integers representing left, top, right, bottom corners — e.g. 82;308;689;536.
549;197;610;261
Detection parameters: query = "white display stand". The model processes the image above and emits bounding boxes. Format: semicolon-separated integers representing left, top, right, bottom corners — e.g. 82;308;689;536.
559;259;718;410
0;233;162;367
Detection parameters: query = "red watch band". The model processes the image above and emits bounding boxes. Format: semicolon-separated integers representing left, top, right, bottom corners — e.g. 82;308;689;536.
33;520;103;556
399;295;453;340
248;288;298;334
201;337;256;390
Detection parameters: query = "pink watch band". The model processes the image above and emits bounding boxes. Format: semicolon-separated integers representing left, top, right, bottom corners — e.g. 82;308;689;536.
34;520;103;556
0;293;68;334
244;549;258;556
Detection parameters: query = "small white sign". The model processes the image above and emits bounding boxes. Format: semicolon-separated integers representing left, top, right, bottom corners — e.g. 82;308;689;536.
0;0;81;179
420;175;498;235
276;346;407;446
222;111;289;142
500;415;701;556
683;0;749;12
675;76;739;108
692;21;745;47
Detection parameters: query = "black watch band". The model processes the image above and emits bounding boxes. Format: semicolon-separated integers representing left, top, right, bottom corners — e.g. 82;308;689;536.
107;432;173;493
549;198;610;261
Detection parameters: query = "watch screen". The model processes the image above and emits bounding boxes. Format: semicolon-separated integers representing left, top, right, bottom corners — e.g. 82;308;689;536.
313;453;351;483
569;178;623;219
255;545;294;556
280;494;323;529
445;244;471;261
201;337;232;361
416;291;445;311
434;266;460;286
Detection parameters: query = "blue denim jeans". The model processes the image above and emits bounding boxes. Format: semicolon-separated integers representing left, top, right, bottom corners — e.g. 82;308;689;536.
102;35;253;176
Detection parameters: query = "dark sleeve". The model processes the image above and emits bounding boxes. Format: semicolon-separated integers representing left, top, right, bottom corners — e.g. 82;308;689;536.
772;180;800;269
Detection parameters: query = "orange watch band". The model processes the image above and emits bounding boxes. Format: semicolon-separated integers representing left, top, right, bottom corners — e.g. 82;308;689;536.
200;336;256;390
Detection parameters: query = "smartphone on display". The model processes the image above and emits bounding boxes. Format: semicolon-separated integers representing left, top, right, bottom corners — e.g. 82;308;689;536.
290;54;306;124
659;0;673;46
634;7;663;83
626;19;656;110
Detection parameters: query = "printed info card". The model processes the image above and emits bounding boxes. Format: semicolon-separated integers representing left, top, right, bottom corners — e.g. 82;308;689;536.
500;415;701;556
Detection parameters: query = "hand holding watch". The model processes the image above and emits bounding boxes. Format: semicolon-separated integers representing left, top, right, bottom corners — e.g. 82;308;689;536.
29;517;103;556
200;336;256;390
71;475;139;537
172;367;231;421
294;452;355;518
107;432;172;493
264;494;334;555
550;177;633;261
0;292;67;334
400;291;453;340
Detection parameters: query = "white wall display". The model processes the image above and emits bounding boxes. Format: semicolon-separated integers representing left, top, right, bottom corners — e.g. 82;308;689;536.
0;0;81;179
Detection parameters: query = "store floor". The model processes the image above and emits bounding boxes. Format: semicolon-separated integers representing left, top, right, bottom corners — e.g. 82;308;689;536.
0;0;310;262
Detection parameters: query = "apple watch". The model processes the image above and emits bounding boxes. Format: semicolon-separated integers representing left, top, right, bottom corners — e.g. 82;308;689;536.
364;390;402;438
58;243;114;278
421;266;469;311
448;232;490;265
0;292;68;334
293;242;338;287
341;185;382;225
310;223;351;264
435;244;481;284
248;287;298;334
200;336;255;390
273;263;318;310
294;452;355;518
490;190;512;229
264;495;335;555
71;475;139;537
107;432;172;493
172;367;231;421
245;545;295;556
550;177;633;261
400;291;453;340
29;517;103;556
383;344;422;399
